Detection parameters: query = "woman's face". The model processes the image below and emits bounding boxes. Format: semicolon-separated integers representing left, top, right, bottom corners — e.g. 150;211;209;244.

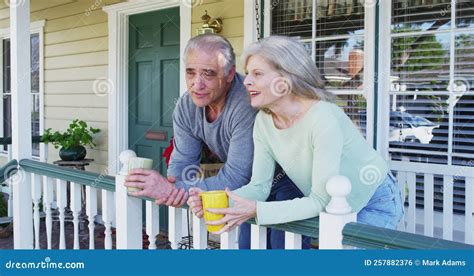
244;55;291;109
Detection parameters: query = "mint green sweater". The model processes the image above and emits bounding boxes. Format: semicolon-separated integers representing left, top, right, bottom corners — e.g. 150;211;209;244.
233;101;389;225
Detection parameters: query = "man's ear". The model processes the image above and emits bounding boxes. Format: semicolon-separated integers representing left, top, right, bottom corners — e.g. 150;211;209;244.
226;65;236;83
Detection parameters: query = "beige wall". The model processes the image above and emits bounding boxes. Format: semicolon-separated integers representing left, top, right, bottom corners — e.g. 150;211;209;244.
191;0;245;73
0;0;122;173
0;0;246;173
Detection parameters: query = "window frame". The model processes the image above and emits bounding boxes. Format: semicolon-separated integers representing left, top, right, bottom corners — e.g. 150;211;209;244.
0;20;45;159
258;0;377;146
378;1;474;165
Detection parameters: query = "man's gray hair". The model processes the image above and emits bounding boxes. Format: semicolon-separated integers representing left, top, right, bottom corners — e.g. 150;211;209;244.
184;34;236;76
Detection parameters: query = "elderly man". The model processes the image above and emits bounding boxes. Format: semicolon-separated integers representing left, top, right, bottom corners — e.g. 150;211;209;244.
124;34;256;206
124;34;310;249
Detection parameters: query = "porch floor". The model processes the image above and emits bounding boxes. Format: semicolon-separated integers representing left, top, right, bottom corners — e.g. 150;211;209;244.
0;219;172;250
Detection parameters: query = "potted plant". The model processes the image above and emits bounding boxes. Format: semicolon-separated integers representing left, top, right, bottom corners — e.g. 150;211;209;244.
41;119;100;161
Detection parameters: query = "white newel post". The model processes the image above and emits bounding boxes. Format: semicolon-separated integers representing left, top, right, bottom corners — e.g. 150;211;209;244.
10;0;33;249
319;175;357;249
116;150;143;249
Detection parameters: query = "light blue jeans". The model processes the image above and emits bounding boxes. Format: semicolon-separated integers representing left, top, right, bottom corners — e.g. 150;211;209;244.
357;173;405;229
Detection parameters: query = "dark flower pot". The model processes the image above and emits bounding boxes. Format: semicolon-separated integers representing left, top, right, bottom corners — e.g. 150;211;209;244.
59;145;87;161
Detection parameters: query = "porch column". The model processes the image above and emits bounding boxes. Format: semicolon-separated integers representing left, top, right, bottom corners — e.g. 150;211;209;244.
10;0;33;249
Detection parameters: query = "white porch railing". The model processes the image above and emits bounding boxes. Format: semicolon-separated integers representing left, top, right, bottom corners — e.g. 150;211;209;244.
3;150;473;250
1;136;47;224
390;161;474;244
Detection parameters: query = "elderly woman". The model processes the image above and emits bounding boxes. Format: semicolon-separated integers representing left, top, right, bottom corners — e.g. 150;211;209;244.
187;36;404;248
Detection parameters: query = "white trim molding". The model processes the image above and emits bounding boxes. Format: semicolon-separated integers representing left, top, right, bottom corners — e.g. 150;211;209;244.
0;19;45;36
0;19;45;158
363;3;376;147
376;1;392;159
243;0;257;48
103;0;191;175
10;0;33;249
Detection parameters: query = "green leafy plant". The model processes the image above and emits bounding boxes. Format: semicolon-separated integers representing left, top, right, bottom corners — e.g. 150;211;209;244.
41;119;100;149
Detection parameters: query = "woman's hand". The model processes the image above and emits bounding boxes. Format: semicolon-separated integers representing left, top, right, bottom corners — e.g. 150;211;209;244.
206;188;257;235
187;187;204;218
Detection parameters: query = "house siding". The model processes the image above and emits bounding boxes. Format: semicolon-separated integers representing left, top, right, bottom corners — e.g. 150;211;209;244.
191;0;245;73
0;0;123;173
0;0;245;173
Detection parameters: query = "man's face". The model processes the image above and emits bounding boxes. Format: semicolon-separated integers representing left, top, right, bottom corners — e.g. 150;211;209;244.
185;49;235;108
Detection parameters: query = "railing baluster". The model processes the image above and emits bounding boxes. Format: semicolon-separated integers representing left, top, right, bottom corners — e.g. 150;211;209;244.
32;173;42;249
442;175;453;241
56;179;67;249
101;190;114;249
465;177;473;245
168;207;183;249
220;228;238;249
7;176;13;218
423;173;434;237
192;215;207;249
7;144;13;218
396;171;407;231
43;176;54;249
250;224;267;249
70;182;82;249
181;208;188;236
146;201;160;249
406;172;416;233
116;150;143;249
86;186;97;249
284;232;302;249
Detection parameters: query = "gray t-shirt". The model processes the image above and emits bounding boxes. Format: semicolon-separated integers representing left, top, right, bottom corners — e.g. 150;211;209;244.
168;74;258;191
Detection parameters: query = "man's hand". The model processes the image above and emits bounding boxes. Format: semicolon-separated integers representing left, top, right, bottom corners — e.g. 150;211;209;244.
187;187;204;218
124;169;174;200
154;176;188;207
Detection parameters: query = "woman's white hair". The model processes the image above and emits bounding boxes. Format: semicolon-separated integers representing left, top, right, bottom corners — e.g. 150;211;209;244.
242;36;334;102
184;34;235;76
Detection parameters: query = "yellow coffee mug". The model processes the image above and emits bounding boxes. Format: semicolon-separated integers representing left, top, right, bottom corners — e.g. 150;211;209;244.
200;190;228;232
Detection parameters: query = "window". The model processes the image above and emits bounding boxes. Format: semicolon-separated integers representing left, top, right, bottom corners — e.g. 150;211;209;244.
2;34;41;156
269;0;373;138
387;0;474;214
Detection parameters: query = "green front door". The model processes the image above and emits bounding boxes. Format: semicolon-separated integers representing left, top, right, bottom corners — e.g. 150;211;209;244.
128;8;180;173
128;8;180;232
